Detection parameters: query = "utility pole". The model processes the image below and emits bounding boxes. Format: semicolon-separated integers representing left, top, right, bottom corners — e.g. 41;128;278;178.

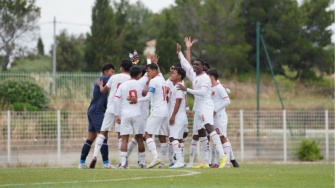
52;17;57;94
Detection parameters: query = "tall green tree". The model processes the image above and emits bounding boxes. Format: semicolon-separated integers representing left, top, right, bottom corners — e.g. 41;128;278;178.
0;0;40;71
156;10;181;73
53;30;86;71
37;37;44;56
84;0;116;71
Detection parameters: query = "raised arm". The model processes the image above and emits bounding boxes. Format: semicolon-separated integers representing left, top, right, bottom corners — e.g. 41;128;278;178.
184;36;196;64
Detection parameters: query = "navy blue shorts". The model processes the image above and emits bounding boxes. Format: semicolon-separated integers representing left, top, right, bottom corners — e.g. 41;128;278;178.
88;113;104;132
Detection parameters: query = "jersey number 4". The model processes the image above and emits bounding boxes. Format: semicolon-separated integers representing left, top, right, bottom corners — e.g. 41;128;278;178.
129;89;138;104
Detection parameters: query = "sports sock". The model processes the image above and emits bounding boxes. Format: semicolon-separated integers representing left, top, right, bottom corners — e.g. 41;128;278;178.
209;131;225;157
138;152;146;166
168;143;174;164
101;139;109;163
200;137;209;164
160;143;168;164
223;141;232;162
93;134;105;158
146;138;158;159
127;138;137;158
189;139;198;165
80;139;93;163
180;142;185;164
172;140;182;163
120;151;127;167
118;138;122;164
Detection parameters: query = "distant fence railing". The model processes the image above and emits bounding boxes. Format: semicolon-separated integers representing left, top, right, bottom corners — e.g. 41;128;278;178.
0;110;334;167
0;72;101;100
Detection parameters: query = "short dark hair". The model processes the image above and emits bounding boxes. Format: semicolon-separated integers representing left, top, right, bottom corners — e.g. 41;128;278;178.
141;67;147;76
120;59;133;72
172;63;181;68
207;69;219;80
146;63;159;70
204;62;210;69
194;58;205;66
101;63;114;73
130;66;142;78
175;67;186;80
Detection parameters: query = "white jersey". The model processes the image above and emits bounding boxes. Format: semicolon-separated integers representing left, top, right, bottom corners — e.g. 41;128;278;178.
179;52;213;112
114;79;143;119
168;82;187;121
106;73;130;113
148;75;169;117
211;83;230;116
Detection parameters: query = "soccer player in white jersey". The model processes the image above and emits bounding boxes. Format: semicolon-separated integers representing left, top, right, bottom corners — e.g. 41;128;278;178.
89;59;133;169
207;69;232;168
114;66;146;169
128;63;169;168
167;67;188;168
176;39;228;169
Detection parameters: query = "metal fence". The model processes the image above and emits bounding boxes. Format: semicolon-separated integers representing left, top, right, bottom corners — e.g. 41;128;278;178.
0;72;101;100
0;110;334;167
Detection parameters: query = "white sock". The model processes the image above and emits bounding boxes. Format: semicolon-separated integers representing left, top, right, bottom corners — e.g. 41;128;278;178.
223;142;232;163
160;143;168;164
93;134;105;158
200;137;209;164
120;151;127;166
127;138;137;158
180;142;185;163
146;138;158;160
230;146;236;160
138;152;146;165
171;140;182;163
189;139;198;165
168;143;174;164
210;131;225;157
118;138;122;163
211;144;216;164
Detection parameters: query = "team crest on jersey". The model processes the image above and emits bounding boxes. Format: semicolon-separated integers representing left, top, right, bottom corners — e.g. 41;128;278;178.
212;91;215;96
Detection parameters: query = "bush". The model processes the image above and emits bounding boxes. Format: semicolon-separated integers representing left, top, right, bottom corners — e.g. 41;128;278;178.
11;102;39;111
298;139;323;161
0;79;49;110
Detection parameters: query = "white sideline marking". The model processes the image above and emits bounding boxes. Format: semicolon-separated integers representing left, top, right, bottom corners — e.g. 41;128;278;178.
0;169;201;187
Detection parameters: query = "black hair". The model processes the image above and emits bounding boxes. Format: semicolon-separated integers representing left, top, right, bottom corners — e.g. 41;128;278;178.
175;67;186;80
194;58;205;66
130;66;142;78
146;63;159;70
207;69;219;80
101;63;114;73
204;62;210;69
141;67;147;76
172;63;182;68
120;59;133;72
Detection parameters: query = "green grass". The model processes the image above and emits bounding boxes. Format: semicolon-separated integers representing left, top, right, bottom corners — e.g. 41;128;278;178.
0;164;333;188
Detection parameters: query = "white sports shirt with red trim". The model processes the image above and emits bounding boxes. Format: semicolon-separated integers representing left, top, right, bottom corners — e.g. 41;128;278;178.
105;73;130;114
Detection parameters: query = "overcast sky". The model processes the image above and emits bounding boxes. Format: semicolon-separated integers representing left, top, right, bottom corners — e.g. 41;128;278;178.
35;0;176;54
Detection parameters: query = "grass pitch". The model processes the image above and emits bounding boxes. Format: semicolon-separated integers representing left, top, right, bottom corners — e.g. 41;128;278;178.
0;164;334;188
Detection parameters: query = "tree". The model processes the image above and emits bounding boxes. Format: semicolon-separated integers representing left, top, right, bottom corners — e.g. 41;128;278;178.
84;0;116;71
37;37;44;56
52;30;86;71
155;10;181;73
0;0;40;71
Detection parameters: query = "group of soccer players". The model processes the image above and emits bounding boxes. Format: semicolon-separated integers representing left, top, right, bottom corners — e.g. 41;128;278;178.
78;36;239;169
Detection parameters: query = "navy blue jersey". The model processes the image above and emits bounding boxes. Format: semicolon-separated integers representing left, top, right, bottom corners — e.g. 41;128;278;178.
88;75;111;114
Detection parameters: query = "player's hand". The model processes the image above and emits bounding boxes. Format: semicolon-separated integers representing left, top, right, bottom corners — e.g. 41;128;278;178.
184;36;196;49
169;116;175;125
176;43;181;54
177;84;187;91
187;110;194;118
151;53;159;64
97;80;103;87
115;116;121;124
127;96;138;103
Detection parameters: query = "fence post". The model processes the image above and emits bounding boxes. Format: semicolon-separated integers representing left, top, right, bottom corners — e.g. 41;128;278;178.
240;110;244;162
283;110;287;162
7;111;11;164
325;110;329;160
57;110;61;165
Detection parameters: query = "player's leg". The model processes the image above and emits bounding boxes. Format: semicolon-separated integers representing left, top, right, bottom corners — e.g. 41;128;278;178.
157;117;169;168
133;115;146;168
145;116;163;168
78;130;96;169
169;120;185;168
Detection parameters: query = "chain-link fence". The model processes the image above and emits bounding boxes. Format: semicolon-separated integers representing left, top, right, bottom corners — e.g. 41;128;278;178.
0;110;333;167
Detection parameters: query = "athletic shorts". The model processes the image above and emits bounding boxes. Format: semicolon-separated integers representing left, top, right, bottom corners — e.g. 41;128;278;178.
120;115;144;136
169;119;185;139
145;116;168;136
100;112;115;132
213;112;228;137
192;105;214;135
88;112;104;132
